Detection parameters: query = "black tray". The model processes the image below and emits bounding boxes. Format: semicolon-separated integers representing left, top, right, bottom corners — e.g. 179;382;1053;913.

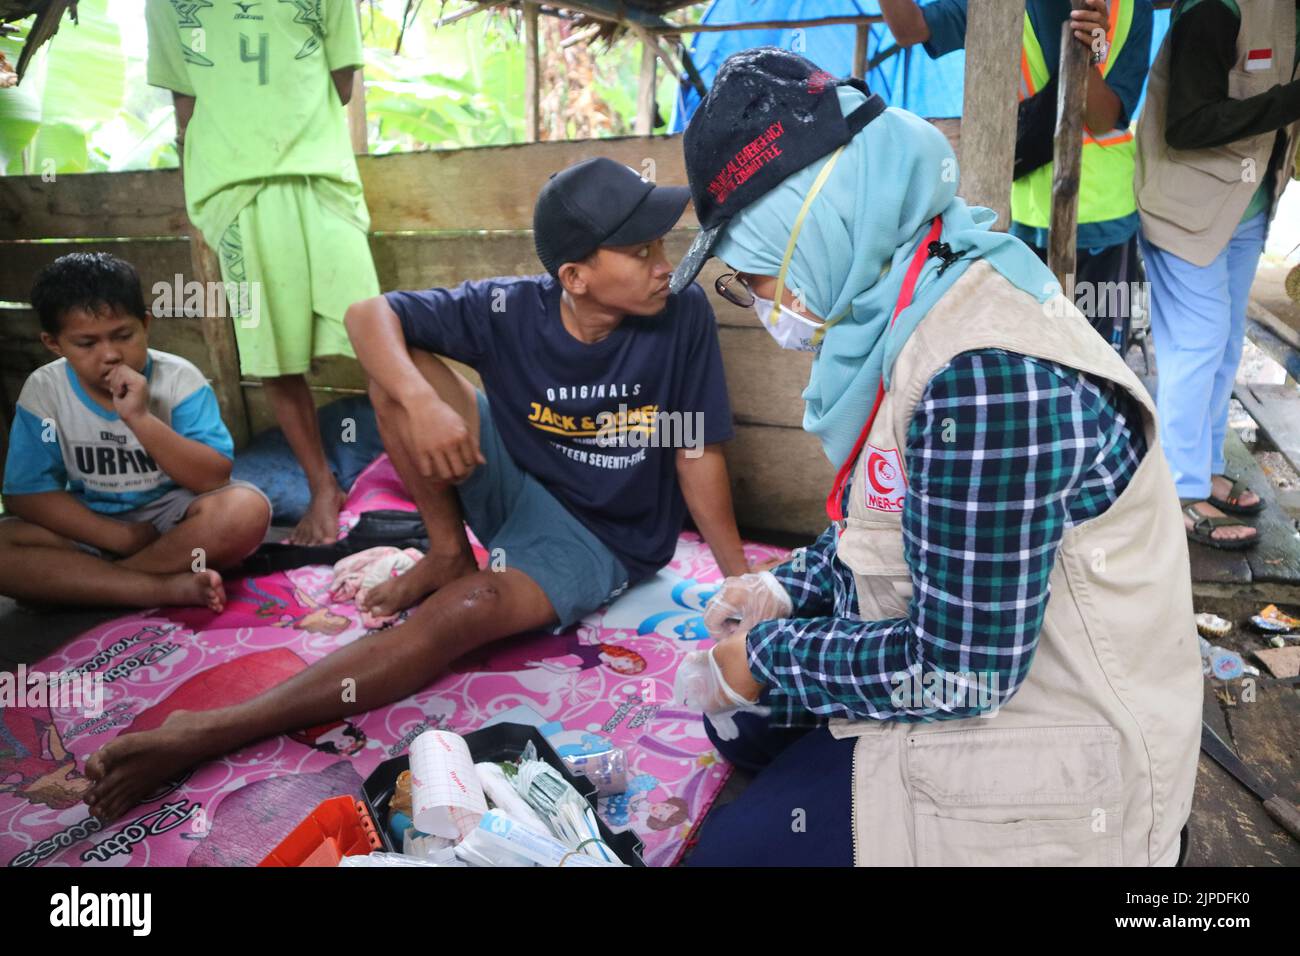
361;722;644;866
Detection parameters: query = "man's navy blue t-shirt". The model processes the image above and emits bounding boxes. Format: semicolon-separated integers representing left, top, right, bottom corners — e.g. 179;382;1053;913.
385;274;735;583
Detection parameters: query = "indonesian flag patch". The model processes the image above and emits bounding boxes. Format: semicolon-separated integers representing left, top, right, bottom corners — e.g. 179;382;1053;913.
1246;48;1273;71
860;444;908;513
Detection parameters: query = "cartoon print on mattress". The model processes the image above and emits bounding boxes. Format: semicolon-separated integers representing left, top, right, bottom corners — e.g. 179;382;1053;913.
126;649;367;756
0;706;90;811
599;571;721;642
1;514;788;867
159;573;353;635
1;643;371;867
451;626;648;676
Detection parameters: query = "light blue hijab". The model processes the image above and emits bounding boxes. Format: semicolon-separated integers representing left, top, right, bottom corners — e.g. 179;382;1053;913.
714;86;1060;470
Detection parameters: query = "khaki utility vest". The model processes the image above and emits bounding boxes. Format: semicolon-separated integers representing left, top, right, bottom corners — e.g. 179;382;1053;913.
831;262;1202;866
1135;0;1299;266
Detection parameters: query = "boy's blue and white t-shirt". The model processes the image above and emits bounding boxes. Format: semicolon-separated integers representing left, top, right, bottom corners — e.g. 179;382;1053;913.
3;349;234;514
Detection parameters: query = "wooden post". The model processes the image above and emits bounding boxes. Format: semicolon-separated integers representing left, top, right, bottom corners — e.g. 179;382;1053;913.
853;24;869;78
1048;0;1090;289
186;226;252;449
636;37;657;135
958;0;1023;230
524;2;540;142
632;23;687;83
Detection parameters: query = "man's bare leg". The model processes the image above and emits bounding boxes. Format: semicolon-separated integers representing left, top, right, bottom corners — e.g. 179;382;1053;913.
0;520;224;610
361;349;480;617
83;567;556;821
118;485;271;575
263;373;346;546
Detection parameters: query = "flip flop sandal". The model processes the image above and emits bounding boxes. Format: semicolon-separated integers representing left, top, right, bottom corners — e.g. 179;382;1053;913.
1207;475;1265;516
1182;502;1259;551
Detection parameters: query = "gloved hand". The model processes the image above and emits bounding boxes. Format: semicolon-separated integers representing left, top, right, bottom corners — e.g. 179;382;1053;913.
701;571;794;639
673;641;769;741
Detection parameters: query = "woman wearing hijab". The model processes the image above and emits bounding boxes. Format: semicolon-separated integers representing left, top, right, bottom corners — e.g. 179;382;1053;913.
668;49;1202;867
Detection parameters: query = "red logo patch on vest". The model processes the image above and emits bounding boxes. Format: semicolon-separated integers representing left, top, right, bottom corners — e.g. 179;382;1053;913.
1246;48;1273;71
860;444;907;513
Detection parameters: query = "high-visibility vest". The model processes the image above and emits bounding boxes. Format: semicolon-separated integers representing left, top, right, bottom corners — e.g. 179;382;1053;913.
1009;0;1138;229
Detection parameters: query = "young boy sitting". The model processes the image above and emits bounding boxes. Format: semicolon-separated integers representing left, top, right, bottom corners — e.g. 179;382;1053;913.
0;253;271;611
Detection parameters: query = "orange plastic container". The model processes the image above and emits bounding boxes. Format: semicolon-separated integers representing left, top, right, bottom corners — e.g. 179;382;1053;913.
259;795;384;867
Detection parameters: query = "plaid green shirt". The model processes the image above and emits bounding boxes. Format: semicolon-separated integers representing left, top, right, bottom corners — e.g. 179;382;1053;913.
746;348;1147;727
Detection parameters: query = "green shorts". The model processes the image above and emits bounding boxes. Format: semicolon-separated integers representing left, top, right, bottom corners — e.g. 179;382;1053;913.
217;177;379;378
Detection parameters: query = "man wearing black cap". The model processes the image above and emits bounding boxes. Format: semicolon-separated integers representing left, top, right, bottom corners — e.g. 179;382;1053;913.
77;157;746;822
346;155;746;622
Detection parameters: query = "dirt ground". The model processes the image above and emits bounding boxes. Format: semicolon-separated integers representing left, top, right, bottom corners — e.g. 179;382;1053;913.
1185;594;1300;866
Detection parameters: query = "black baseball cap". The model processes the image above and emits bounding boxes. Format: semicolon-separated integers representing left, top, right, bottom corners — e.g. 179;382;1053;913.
534;157;691;277
669;48;887;294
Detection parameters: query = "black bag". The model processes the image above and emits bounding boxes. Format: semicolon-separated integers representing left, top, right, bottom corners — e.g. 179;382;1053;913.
237;509;429;576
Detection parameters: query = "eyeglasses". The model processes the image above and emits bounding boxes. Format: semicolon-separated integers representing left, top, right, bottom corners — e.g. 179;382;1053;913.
715;271;756;308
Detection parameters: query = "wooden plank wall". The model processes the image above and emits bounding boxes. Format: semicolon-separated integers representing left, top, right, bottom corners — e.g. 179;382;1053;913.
0;126;959;537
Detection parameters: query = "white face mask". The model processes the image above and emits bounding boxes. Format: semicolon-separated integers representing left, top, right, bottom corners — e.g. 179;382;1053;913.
751;144;846;355
752;293;823;352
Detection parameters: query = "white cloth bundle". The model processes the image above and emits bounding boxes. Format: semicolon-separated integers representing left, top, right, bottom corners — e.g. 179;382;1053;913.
474;761;550;833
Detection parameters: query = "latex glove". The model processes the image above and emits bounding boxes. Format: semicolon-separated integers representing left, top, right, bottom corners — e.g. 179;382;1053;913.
673;643;769;741
702;571;793;639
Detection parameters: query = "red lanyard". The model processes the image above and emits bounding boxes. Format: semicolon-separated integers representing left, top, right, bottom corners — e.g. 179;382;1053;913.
825;215;944;523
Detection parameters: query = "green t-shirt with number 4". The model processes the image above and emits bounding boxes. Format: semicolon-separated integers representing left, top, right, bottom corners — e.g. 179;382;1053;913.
145;0;367;241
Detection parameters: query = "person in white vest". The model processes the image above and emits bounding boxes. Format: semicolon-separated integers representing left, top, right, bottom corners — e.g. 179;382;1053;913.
668;49;1202;866
1135;0;1300;549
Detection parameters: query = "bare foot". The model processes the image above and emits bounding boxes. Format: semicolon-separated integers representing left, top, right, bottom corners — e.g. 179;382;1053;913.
1210;474;1261;510
288;484;347;546
359;550;477;617
159;570;226;611
1183;500;1258;545
84;710;221;822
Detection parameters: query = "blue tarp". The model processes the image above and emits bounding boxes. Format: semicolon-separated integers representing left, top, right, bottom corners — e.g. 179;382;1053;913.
672;1;1170;130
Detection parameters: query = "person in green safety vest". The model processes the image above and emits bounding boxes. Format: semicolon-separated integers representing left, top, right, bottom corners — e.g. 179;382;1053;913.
880;0;1154;353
